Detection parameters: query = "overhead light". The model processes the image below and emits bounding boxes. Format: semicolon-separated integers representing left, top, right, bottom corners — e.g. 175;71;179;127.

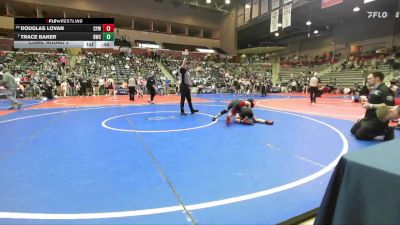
196;48;215;53
275;32;279;37
206;0;211;4
277;23;282;27
353;6;360;12
225;0;230;4
364;0;375;3
306;20;312;26
245;4;251;9
314;30;319;34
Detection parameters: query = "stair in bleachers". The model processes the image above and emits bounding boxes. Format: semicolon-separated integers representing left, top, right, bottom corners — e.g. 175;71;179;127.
157;61;175;82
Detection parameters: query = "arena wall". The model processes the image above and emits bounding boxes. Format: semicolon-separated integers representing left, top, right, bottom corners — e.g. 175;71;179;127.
117;28;221;50
12;0;223;28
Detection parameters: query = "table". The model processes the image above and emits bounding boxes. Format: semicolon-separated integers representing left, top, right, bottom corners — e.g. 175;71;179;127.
315;139;400;225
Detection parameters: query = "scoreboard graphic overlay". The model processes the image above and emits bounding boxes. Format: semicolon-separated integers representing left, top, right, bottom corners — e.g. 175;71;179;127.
14;18;115;49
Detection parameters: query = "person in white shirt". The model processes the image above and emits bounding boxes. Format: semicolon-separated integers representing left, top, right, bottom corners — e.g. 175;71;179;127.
128;75;137;101
60;80;68;97
98;77;105;95
106;76;115;98
309;73;321;104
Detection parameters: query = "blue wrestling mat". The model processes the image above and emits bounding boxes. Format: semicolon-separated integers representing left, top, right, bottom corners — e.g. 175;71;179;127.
0;98;397;225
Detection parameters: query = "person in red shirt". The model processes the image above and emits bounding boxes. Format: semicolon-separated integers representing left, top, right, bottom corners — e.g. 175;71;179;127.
212;99;255;125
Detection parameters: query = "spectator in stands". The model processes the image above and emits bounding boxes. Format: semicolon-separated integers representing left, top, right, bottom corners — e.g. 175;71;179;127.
55;75;62;96
67;76;75;96
137;78;145;98
261;82;267;97
165;80;171;95
32;82;41;99
99;77;105;96
106;75;115;98
128;74;137;101
92;77;100;96
86;77;93;96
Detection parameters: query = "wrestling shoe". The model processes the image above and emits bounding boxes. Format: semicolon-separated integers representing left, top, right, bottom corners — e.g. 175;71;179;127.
265;120;274;125
191;109;199;114
384;127;395;141
16;102;23;110
226;115;231;125
212;116;217;121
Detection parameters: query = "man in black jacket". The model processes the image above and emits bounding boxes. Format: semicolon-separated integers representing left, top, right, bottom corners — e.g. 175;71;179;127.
351;71;395;140
146;75;156;104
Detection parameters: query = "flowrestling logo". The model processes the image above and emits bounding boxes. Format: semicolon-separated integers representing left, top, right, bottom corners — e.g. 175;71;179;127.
367;11;389;19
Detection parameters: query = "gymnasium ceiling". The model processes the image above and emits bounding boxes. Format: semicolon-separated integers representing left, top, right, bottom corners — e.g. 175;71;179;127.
237;0;400;49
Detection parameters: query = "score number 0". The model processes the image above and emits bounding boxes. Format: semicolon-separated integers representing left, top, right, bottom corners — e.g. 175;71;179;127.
102;24;114;32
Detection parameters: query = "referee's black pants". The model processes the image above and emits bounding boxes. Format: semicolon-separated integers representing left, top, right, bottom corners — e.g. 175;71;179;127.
180;84;194;113
351;118;388;140
128;86;136;101
309;87;318;103
148;86;156;101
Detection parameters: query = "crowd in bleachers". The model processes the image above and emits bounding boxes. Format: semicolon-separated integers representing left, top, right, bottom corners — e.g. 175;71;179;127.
280;52;339;68
161;56;273;95
276;71;317;93
0;51;174;99
330;46;400;73
1;46;400;100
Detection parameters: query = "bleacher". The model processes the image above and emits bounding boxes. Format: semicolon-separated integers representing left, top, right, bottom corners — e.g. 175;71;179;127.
76;54;163;83
278;64;331;81
4;52;62;78
321;63;395;87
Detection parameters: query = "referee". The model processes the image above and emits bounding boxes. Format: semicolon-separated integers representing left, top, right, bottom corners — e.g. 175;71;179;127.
179;58;198;115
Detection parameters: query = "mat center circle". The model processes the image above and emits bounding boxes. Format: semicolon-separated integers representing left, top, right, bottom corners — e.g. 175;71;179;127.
101;111;217;133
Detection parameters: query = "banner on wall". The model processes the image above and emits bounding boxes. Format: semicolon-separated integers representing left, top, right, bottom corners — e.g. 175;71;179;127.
270;9;279;33
237;5;244;27
244;1;251;23
282;4;292;28
284;0;292;4
322;0;343;9
260;0;268;14
237;14;244;26
271;0;280;10
252;0;259;19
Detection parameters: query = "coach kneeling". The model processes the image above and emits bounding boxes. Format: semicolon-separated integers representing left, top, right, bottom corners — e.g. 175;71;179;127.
351;72;395;141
